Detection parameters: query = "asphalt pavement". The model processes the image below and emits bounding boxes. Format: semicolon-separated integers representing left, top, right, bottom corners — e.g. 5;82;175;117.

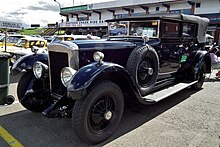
0;72;220;147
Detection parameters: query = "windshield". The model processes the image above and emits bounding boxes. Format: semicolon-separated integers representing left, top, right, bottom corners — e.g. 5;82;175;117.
108;21;128;36
129;21;159;37
108;20;159;37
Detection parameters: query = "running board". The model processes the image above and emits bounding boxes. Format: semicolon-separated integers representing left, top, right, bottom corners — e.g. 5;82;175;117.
143;81;197;103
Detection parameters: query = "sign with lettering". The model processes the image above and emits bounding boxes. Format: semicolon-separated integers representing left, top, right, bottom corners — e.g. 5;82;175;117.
0;21;22;30
60;5;88;13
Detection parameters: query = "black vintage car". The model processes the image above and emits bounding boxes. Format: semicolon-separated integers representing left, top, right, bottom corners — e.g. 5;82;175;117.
12;13;211;144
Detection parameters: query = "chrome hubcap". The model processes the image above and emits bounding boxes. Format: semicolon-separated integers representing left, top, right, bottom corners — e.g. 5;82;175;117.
104;111;112;120
148;68;153;75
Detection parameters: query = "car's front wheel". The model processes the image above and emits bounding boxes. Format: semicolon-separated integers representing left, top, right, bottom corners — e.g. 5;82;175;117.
17;71;52;112
72;81;124;144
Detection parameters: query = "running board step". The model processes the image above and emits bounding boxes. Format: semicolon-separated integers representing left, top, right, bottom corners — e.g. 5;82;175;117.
143;81;197;103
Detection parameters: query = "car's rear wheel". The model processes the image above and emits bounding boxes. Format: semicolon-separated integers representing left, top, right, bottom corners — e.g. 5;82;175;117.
17;71;52;112
72;81;124;144
126;45;159;96
191;62;206;90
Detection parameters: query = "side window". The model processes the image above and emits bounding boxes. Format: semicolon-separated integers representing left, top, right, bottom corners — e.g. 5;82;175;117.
182;23;196;38
6;37;13;43
162;22;180;38
7;36;20;43
14;37;21;43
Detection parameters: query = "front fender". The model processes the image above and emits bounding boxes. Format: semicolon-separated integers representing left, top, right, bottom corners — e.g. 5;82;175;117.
11;53;48;76
67;62;141;100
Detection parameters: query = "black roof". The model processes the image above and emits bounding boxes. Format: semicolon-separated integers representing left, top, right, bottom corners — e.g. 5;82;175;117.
106;13;210;43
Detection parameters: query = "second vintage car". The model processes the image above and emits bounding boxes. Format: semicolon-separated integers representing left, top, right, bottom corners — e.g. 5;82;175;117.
12;13;211;144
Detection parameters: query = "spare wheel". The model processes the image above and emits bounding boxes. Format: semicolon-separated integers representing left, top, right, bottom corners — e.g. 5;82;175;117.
126;45;159;96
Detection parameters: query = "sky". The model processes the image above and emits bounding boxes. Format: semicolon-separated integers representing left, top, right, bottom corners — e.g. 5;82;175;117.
0;0;112;28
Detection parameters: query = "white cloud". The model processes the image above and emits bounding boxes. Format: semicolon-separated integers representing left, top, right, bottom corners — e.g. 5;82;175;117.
0;0;112;28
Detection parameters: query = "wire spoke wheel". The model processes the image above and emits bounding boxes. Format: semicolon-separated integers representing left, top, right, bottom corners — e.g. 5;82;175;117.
72;81;124;144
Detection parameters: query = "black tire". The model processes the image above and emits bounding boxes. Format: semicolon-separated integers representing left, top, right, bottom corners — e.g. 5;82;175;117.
17;71;52;112
5;95;15;105
72;81;124;144
126;45;159;96
191;62;206;90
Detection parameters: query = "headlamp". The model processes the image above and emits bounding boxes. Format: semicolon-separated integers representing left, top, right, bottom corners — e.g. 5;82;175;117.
61;67;77;87
33;61;48;79
93;51;104;62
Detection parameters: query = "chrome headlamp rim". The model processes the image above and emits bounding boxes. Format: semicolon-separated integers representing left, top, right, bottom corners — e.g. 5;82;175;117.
61;67;77;87
33;61;48;79
33;61;43;79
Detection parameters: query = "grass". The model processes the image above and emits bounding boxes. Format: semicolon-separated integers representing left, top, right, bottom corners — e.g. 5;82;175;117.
0;27;65;36
17;28;46;35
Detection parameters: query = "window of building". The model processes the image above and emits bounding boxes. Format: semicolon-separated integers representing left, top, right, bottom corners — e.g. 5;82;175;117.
196;3;201;8
156;7;160;11
78;17;88;21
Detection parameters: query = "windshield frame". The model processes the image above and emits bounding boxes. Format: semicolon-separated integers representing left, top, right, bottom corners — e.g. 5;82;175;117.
108;20;160;38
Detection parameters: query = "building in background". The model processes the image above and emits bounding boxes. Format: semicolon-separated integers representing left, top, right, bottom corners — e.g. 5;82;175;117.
59;0;220;43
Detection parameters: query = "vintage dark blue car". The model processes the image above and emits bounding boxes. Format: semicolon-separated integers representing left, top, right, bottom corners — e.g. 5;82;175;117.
12;13;211;144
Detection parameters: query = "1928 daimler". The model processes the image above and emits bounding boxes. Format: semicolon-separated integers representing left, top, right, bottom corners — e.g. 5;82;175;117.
11;13;211;144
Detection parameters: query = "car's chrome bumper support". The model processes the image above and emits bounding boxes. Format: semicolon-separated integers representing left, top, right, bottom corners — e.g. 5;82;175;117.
42;92;74;118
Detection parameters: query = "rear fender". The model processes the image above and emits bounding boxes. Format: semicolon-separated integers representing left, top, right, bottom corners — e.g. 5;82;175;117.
11;53;48;76
67;62;144;103
188;50;211;73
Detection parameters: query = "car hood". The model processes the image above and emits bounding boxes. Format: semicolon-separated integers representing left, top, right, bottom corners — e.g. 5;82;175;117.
72;40;137;50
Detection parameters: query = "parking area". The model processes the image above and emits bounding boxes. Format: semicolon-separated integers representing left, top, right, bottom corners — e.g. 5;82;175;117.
0;73;220;147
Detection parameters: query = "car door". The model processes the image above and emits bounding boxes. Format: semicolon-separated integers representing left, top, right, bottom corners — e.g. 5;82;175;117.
159;20;182;74
181;22;197;54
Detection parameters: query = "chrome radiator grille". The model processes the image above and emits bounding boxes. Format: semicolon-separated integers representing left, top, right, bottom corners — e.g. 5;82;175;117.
49;51;68;95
